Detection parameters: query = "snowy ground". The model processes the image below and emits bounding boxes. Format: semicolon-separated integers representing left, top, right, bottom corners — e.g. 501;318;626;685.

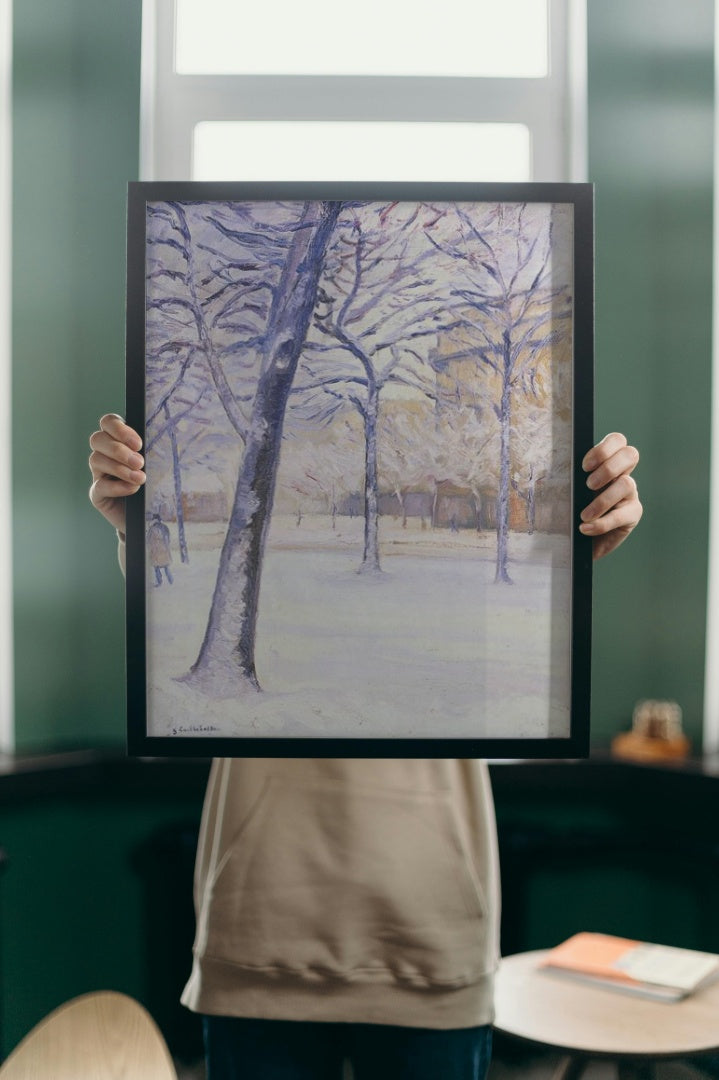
145;515;572;741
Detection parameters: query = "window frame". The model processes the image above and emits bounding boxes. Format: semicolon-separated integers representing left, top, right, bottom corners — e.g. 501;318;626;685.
141;0;587;184
0;0;13;753
703;3;719;754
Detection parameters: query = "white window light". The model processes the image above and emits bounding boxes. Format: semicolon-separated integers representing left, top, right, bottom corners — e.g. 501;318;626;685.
192;120;531;183
175;0;549;79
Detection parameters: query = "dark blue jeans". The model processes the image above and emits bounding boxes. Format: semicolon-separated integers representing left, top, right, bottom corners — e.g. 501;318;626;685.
203;1015;492;1080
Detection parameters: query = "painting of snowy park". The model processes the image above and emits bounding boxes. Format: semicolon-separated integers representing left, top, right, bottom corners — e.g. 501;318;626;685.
130;186;592;750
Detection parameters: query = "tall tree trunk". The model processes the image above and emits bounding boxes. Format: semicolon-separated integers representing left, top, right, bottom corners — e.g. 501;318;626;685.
527;481;536;535
164;401;189;564
184;200;341;694
395;489;407;527
473;493;483;533
495;333;513;584
360;383;381;573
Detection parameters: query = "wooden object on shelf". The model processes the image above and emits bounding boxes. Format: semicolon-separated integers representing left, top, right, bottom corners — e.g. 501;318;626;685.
611;699;690;762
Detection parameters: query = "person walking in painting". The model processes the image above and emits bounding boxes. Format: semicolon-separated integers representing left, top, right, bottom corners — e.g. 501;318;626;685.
147;511;174;586
89;416;641;1080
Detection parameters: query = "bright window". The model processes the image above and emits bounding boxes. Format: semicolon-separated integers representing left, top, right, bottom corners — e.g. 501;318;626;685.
142;0;586;183
193;120;531;182
175;0;548;78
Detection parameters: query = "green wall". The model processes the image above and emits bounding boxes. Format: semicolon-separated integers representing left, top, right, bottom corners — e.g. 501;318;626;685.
10;1;716;750
12;0;142;751
587;0;714;748
0;776;206;1058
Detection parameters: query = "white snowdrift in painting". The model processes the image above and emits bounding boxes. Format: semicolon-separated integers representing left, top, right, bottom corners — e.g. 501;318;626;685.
145;517;571;740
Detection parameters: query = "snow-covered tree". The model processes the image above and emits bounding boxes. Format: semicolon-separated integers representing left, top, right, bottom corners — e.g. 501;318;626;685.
426;202;573;581
434;406;501;531
145;198;343;692
144;199;283;557
292;202;453;572
184;200;342;693
377;401;438;526
277;413;364;528
510;351;571;533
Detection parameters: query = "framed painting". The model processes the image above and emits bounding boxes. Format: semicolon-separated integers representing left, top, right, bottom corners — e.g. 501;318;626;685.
126;181;593;757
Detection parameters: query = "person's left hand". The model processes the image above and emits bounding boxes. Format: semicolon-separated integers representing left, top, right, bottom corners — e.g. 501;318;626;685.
580;432;642;560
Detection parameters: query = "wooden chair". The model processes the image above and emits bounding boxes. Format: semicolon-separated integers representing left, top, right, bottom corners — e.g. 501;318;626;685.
0;991;178;1079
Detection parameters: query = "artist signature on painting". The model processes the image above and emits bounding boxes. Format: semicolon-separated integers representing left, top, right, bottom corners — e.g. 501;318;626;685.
171;723;221;736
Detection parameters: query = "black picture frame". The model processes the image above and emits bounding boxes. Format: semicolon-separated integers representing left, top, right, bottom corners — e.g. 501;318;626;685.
126;181;593;758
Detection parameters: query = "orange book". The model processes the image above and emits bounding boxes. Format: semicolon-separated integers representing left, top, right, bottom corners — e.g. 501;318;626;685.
540;932;719;1002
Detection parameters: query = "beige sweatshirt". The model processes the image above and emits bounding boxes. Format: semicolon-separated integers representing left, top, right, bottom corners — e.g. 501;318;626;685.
181;756;501;1029
120;539;501;1029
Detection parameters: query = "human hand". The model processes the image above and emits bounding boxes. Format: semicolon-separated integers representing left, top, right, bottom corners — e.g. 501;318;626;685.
88;414;145;536
580;432;642;560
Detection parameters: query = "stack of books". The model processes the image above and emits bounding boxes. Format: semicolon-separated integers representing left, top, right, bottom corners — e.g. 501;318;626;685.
540;932;719;1002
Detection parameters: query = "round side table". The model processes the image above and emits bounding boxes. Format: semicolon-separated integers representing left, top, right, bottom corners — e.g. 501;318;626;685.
494;949;719;1080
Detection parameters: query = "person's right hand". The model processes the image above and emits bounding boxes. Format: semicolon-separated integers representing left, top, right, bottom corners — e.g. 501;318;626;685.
88;414;145;536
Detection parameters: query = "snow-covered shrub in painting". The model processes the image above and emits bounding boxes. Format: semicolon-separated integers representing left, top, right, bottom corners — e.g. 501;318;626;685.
143;197;574;740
